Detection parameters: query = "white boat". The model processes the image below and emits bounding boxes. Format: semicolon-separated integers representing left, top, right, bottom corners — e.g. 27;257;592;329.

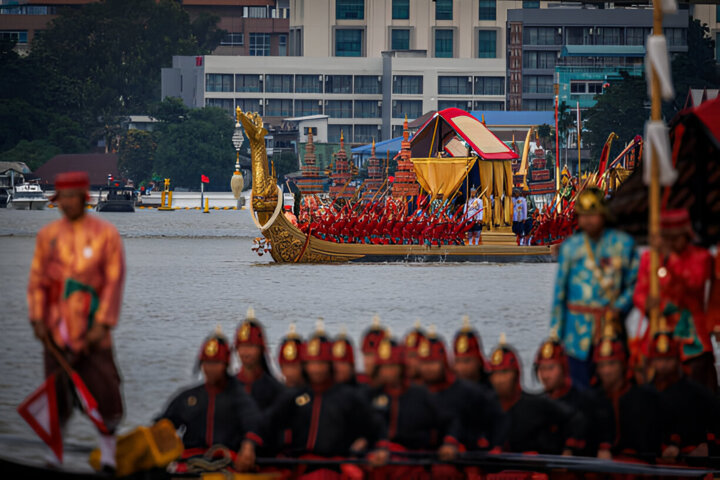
9;183;49;210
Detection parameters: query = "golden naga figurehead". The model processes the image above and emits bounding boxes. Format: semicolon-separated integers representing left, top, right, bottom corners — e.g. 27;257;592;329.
236;108;277;213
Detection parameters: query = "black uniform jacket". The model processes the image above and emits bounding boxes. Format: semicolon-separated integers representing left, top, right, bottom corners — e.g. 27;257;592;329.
504;391;584;454
237;369;285;411
263;382;382;457
553;383;614;455
159;376;263;452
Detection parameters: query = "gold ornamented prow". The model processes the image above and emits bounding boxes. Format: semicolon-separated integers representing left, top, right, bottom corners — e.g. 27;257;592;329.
236;109;277;213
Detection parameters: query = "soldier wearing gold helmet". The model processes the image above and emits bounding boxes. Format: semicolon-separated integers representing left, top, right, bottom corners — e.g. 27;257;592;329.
549;186;639;388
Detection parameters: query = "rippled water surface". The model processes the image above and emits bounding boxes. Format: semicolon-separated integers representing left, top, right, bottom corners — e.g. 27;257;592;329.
0;208;556;466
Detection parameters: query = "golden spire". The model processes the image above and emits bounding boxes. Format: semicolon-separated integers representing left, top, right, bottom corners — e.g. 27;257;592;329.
428;324;437;337
246;306;256;320
315;317;325;334
371;314;381;329
413;319;422;330
499;332;507;346
339;324;347;337
287;322;298;338
461;315;471;332
603;324;614;338
215;324;223;335
549;326;559;341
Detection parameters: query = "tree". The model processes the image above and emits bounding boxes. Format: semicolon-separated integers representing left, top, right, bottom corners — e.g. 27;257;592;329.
0;140;61;171
584;72;647;161
274;151;299;180
118;129;156;184
537;124;553;149
154;107;235;189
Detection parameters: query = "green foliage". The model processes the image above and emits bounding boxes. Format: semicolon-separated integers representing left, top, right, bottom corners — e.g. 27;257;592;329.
0;140;61;171
274;151;299;180
150;97;190;125
118;130;156;183
153;106;235;190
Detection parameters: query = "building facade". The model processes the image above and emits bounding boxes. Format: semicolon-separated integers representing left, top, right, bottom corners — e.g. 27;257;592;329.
506;7;690;111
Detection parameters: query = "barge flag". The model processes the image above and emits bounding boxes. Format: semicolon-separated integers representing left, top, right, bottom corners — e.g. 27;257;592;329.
201;174;210;184
17;374;63;463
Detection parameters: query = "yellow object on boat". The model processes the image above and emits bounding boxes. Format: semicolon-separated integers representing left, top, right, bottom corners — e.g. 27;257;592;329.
412;157;476;198
89;419;183;476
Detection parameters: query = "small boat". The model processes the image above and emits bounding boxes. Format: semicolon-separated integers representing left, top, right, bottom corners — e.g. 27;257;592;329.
9;183;49;210
96;185;136;213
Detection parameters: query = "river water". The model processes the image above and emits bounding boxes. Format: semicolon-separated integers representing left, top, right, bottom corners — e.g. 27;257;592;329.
0;207;556;466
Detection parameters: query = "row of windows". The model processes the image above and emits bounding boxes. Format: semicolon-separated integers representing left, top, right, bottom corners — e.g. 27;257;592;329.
207;74;384;94
524;26;687;47
0;30;28;44
241;6;289;19
438;76;504;96
438;100;505;111
522;75;554;94
347;28;497;58
570;81;604;95
0;6;56;15
339;0;534;22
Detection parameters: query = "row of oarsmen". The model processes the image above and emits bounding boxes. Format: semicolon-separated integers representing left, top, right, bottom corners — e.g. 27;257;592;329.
156;309;720;478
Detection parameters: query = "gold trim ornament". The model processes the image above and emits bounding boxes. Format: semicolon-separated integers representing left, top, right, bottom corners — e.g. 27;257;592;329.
600;339;613;358
456;335;469;354
491;348;503;366
187;396;197;406
332;340;347;359
239;322;251;342
541;342;554;359
373;395;389;408
295;393;310;406
658;267;668;279
283;342;297;361
418;339;430;358
378;340;392;360
406;333;417;348
205;339;219;357
657;334;670;353
308;338;320;357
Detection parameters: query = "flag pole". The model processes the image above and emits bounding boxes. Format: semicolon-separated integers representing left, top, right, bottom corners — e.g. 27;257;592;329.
201;180;204;209
554;92;560;212
648;0;663;337
577;101;582;177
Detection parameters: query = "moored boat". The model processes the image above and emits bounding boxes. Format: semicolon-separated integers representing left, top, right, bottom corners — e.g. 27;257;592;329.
96;185;136;213
9;183;49;210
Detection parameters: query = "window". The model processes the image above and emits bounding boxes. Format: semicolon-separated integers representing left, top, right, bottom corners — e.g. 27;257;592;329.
326;100;353;118
354;100;381;118
664;28;686;47
355;75;381;94
438;76;472;95
206;74;233;92
523;75;554;94
246;6;268;18
392;125;404;138
0;6;55;14
524;27;560;45
326;75;352;93
478;30;496;58
304;127;318;136
392;0;409;19
566;27;590;46
265;74;294;93
717;33;720;63
236;74;263;92
438;100;470;110
279;34;287;56
205;98;234;115
335;29;363;57
587;82;603;94
522;1;540;8
236;98;263;115
523;99;553;111
355;125;379;143
266;99;293;117
295;100;323;116
478;0;496;21
570;82;586;94
523;51;555;69
571;81;603;94
336;0;364;19
473;101;504;111
717;5;720;22
393;75;423;94
0;30;28;44
435;0;452;20
392;100;422;119
296;75;322;93
626;28;647;46
221;33;243;45
435;29;453;58
474;77;504;95
249;33;270;56
598;27;622;46
329;125;352;142
391;29;410;50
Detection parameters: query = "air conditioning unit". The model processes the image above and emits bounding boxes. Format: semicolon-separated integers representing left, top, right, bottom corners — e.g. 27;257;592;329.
557;28;562;35
318;100;323;105
377;76;382;82
467;76;472;82
319;75;323;80
467;101;472;108
377;100;382;106
259;74;263;80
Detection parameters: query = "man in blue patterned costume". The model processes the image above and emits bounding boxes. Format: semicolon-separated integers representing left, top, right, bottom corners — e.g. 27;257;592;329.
549;187;638;388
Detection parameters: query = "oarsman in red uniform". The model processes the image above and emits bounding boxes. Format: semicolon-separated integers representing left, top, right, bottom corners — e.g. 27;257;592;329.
452;316;489;386
368;337;459;480
633;208;717;392
263;324;383;480
28;172;125;470
331;329;359;385
487;335;583;455
158;332;262;472
358;316;387;385
534;335;614;458
592;327;662;461
402;322;427;384
418;331;507;453
647;325;720;462
277;324;304;388
234;308;284;411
